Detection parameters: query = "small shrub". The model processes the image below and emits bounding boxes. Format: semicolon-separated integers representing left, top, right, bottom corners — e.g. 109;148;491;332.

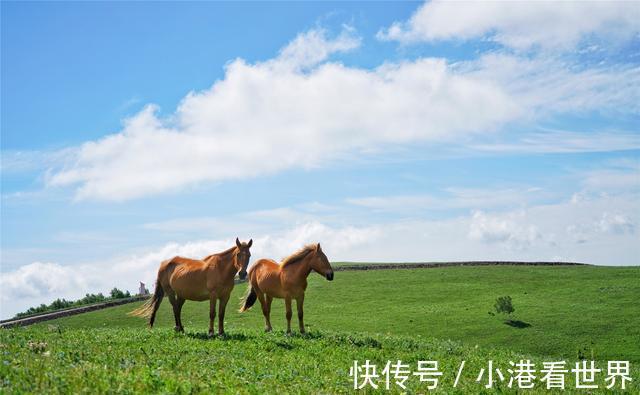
494;296;515;316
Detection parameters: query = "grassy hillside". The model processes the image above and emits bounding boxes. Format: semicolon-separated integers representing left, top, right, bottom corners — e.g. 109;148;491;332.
3;265;638;393
37;265;640;362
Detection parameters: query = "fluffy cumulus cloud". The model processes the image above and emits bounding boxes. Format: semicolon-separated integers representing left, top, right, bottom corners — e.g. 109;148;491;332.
0;262;88;300
277;27;360;70
44;17;640;202
47;27;522;201
598;213;635;235
378;1;640;50
468;210;543;250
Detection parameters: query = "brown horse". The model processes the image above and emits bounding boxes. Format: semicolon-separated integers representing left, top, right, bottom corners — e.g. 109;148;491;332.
130;238;252;336
240;243;333;334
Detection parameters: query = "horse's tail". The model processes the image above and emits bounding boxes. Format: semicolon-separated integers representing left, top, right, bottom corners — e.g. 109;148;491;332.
128;278;164;327
239;286;257;312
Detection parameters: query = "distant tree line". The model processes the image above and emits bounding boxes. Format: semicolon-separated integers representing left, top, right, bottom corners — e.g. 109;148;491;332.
14;288;132;318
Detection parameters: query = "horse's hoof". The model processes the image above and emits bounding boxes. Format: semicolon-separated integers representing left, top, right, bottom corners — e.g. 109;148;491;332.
208;331;215;338
265;327;272;333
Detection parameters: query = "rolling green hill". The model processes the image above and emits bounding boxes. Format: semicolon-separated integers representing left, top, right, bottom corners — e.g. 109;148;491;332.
2;265;639;393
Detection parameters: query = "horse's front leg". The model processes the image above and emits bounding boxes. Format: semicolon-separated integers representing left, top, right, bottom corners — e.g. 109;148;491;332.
285;297;293;335
218;294;230;337
208;293;217;338
296;294;305;334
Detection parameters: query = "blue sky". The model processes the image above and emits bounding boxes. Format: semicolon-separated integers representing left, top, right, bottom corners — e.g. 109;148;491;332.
1;1;639;318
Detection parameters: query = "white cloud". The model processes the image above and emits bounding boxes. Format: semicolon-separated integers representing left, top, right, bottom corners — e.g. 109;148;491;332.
347;194;439;212
582;163;640;192
45;27;522;201
36;23;639;202
378;1;640;50
470;129;640;155
469;126;640;154
0;148;76;175
468;210;543;250
0;262;87;300
276;27;360;70
346;187;549;213
598;212;635;235
463;54;640;117
566;209;636;244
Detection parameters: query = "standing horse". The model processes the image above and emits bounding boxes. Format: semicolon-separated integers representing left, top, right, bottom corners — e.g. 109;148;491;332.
130;238;252;336
240;243;334;334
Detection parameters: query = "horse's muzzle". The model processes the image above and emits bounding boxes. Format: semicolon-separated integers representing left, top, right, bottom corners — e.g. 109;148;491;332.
325;271;334;281
239;271;247;280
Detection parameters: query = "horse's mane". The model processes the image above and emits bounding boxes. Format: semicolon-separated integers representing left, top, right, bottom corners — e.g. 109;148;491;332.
281;244;316;268
203;245;237;262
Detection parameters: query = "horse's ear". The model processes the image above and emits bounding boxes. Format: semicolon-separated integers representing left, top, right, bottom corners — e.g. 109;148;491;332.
316;243;321;251
236;237;241;248
248;239;253;248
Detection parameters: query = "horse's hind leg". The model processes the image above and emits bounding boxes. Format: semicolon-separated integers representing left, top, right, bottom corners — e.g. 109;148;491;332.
257;292;272;332
167;292;183;332
175;297;185;332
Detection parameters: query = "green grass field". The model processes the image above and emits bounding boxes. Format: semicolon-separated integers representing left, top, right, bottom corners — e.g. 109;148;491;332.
2;265;639;393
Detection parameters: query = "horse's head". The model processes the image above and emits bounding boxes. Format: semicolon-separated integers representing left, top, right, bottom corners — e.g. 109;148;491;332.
310;243;334;281
234;237;252;280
